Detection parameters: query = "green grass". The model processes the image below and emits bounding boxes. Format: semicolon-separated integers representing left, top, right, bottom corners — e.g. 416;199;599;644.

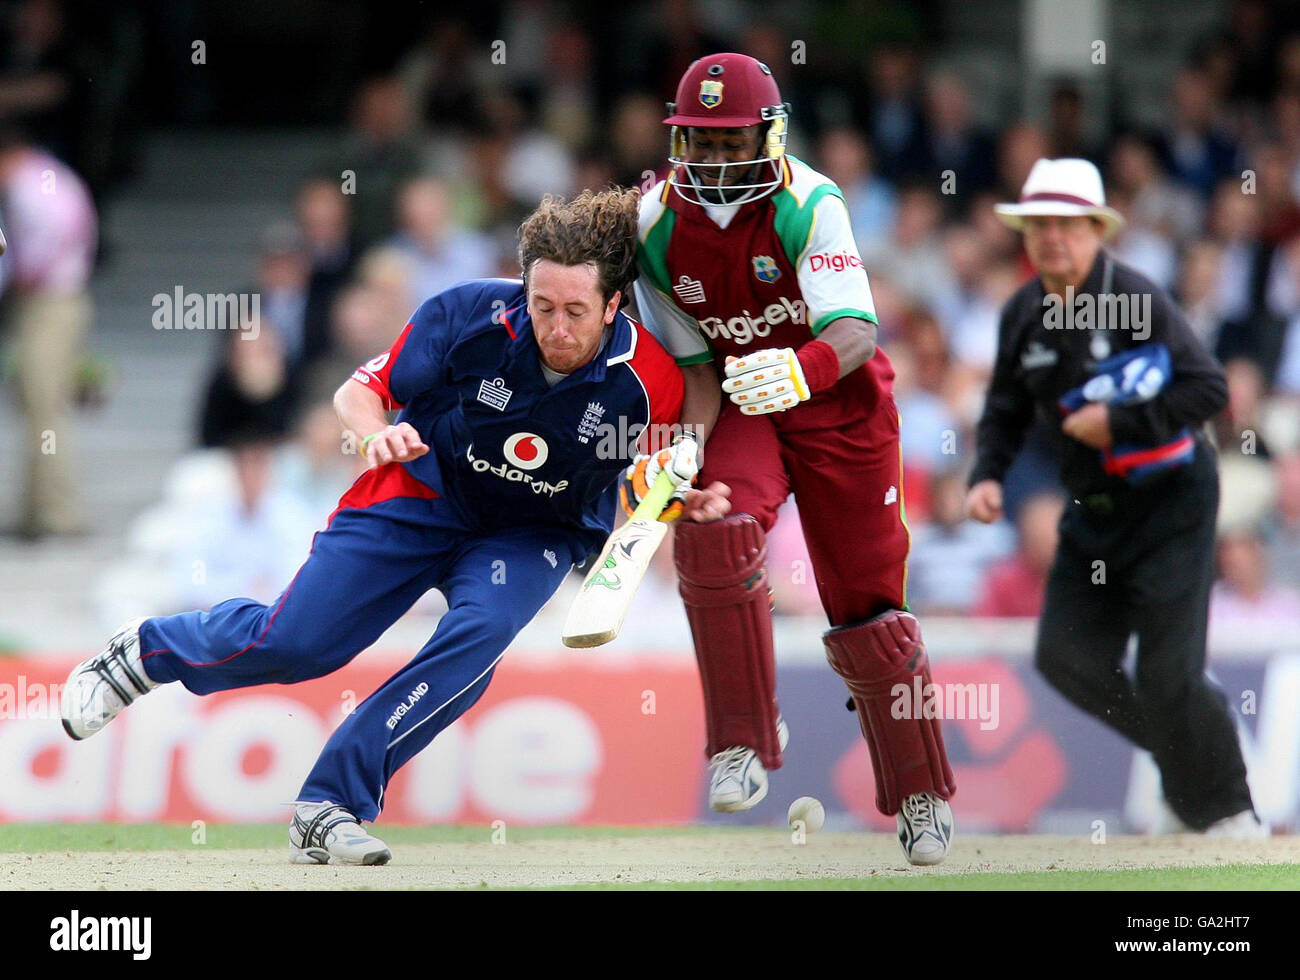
0;822;713;853
2;824;1294;890
538;864;1300;890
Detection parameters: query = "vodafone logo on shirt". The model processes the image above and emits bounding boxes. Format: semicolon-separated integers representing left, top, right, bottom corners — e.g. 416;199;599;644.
808;251;865;273
504;433;549;470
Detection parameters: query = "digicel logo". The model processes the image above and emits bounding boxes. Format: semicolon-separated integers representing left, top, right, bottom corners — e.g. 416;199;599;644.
808;251;865;273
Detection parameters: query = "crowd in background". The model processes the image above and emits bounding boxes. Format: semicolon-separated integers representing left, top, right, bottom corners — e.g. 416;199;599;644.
3;0;1300;626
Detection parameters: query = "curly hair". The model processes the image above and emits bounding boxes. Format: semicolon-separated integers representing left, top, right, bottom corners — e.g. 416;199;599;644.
517;187;641;304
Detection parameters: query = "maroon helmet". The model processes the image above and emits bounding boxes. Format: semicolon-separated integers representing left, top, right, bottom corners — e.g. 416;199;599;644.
664;53;790;206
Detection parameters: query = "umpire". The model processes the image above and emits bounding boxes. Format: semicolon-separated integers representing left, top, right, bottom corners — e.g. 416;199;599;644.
966;158;1263;836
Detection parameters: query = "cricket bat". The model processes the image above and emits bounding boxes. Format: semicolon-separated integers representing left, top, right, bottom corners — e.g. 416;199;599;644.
561;470;678;648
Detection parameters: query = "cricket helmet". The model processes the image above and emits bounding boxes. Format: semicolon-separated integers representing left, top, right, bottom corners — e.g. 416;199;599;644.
664;52;790;206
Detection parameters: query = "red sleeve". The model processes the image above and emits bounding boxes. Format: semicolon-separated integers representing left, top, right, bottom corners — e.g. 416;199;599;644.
627;318;685;454
350;322;413;411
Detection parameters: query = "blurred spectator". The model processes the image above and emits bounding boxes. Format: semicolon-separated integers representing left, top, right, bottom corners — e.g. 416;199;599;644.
1214;357;1270;457
1105;185;1178;289
274;400;364;515
861;183;957;317
1206;176;1263;325
492;88;575;210
396;16;490;136
608;92;671;192
1215;0;1278;105
1155;68;1240;199
254;220;310;367
966;189;1024;269
300;281;399;406
816;125;897;257
355;245;417;330
974;491;1065;617
572;154;616;197
633;0;730;110
1210;527;1300;627
936;224;985;328
171;441;319;611
1046;79;1102;165
1254;238;1300;395
947;259;1023;379
536;21;598;153
1250;141;1300;246
323;77;423;252
891;332;957;475
0;130;96;537
856;43;926;182
996;122;1049;201
907;466;1016;615
919;70;997;213
198;318;297;450
1109;133;1204;243
1177;238;1226;349
389;176;496;301
0;1;82;173
1263;451;1300;587
1278;31;1300;91
296;176;356;370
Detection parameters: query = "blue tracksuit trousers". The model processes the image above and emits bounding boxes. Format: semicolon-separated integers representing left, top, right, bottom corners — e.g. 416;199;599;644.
136;489;576;821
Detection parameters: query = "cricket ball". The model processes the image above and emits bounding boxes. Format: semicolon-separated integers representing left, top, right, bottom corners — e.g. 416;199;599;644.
787;796;825;832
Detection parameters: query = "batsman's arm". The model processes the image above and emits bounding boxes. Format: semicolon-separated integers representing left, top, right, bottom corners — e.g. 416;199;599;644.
333;378;428;468
679;361;723;445
813;316;877;377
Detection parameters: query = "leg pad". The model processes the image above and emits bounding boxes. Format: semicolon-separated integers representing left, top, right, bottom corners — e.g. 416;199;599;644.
676;515;783;768
824;609;955;814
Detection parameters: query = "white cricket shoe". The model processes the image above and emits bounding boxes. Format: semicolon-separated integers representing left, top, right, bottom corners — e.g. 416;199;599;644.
897;792;954;866
1204;809;1268;839
289;802;392;866
707;717;790;813
61;617;158;740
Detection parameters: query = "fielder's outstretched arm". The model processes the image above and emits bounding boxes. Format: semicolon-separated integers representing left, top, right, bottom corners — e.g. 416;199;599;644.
333;378;429;469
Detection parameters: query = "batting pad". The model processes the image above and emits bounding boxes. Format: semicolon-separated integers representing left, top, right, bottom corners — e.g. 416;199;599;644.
824;610;956;815
675;515;784;769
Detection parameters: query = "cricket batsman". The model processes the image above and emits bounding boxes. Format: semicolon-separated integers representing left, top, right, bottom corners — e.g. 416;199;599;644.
59;188;729;865
626;53;956;864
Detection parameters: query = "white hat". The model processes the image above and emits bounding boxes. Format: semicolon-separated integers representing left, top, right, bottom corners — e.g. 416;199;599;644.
994;158;1125;240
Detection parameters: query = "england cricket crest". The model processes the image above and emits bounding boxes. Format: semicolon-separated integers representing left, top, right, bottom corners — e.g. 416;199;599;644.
752;255;781;283
699;79;723;108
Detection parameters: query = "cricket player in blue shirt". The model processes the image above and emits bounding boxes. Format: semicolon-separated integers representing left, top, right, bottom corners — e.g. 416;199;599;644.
60;189;729;864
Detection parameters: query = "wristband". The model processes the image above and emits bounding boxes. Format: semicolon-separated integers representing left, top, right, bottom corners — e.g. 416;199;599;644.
795;340;841;395
360;431;384;453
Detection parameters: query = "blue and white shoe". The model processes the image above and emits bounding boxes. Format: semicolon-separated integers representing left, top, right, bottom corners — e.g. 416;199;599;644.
61;618;158;740
289;802;392;866
707;718;790;813
897;792;954;866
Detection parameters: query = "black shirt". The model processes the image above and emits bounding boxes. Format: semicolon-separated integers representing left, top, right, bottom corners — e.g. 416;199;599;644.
971;252;1228;498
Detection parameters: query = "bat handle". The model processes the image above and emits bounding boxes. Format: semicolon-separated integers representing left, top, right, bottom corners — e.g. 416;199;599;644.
631;469;678;521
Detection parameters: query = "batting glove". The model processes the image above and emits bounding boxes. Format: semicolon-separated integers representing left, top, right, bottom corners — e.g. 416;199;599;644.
619;431;699;521
722;348;811;415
